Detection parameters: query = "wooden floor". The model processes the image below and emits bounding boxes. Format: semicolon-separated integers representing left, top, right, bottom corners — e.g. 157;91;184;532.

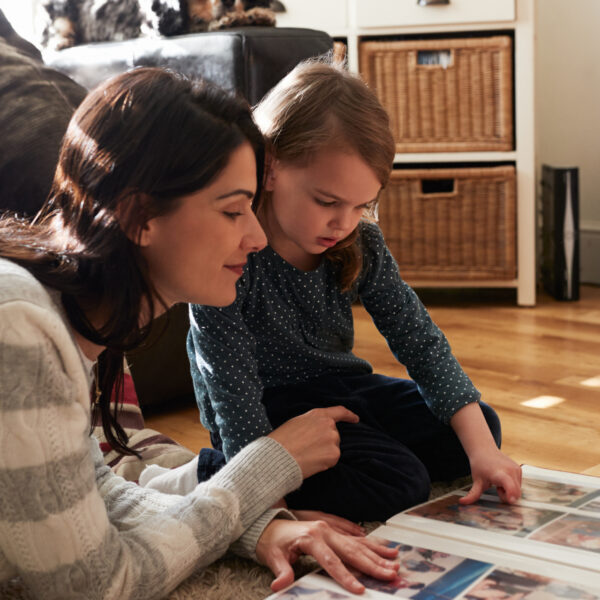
146;284;600;477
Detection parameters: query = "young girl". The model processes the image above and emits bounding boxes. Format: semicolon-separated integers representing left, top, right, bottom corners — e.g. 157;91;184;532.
0;67;400;599
187;58;522;523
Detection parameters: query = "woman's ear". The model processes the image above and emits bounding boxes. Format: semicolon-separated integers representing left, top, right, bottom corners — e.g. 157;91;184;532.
264;153;279;192
115;193;152;246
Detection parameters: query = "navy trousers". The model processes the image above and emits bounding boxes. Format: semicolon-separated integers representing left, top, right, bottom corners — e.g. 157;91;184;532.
263;373;501;522
201;373;502;523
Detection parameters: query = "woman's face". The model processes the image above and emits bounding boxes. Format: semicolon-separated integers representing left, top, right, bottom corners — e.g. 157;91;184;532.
140;142;266;307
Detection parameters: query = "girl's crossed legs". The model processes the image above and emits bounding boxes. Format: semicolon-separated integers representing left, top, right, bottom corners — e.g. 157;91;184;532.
262;373;501;522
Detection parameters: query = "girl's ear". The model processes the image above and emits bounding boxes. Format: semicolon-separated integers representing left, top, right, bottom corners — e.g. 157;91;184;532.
264;153;279;192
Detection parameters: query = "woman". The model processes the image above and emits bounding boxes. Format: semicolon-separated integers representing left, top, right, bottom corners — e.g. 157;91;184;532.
0;67;398;600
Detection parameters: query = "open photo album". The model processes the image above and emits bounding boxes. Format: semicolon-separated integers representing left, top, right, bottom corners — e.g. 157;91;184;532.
267;465;600;599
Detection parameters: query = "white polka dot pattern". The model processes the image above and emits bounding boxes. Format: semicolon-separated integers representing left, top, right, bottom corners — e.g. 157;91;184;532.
188;221;479;459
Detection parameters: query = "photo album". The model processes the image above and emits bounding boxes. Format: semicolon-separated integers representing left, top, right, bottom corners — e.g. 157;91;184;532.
267;465;600;599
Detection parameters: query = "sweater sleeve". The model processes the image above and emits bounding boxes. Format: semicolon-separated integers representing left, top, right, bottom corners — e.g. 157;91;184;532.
0;298;302;600
188;296;272;460
357;223;480;423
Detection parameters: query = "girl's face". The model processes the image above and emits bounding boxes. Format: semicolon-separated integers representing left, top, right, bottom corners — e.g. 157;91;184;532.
263;147;381;270
139;142;266;307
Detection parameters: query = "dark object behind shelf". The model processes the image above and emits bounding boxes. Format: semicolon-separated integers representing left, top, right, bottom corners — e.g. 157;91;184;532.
541;165;580;301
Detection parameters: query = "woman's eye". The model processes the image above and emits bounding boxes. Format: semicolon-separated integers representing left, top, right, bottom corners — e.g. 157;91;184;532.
223;211;243;220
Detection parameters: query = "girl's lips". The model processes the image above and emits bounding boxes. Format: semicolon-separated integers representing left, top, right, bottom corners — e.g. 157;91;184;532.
317;237;339;248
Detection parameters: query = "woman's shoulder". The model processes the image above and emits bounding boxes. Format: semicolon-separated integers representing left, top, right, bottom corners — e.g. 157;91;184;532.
0;257;57;315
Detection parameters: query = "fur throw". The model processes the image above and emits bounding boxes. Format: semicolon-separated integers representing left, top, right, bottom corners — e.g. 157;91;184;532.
0;8;86;215
40;0;284;51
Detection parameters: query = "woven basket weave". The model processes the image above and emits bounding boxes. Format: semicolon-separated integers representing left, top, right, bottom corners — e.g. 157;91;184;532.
360;36;513;153
378;166;516;280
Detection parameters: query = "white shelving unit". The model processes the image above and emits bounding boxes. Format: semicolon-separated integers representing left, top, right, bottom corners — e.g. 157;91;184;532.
277;0;536;306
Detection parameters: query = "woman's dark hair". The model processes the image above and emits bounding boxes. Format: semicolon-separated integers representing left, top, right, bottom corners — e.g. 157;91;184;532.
0;67;265;454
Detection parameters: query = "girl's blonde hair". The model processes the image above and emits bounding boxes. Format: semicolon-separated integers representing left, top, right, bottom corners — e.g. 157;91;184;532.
254;56;396;291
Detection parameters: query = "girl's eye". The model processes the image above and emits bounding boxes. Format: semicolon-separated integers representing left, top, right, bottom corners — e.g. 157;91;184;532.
223;211;243;220
315;198;335;207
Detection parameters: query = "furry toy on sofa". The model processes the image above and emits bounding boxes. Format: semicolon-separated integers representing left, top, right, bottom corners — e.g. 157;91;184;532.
39;0;284;51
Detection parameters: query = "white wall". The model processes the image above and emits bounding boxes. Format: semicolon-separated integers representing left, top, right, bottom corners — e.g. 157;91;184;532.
536;0;600;283
0;1;37;43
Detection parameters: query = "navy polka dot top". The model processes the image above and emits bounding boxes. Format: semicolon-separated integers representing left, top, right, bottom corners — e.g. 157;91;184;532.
188;221;479;459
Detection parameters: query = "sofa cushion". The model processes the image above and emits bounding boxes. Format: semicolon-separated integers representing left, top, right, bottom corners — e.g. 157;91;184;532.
0;9;86;216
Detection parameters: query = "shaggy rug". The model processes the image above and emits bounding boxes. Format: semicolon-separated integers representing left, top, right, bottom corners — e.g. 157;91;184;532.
0;479;469;600
166;477;470;600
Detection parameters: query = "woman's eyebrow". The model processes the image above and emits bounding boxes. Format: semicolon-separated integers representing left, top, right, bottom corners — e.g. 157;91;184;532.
215;189;255;200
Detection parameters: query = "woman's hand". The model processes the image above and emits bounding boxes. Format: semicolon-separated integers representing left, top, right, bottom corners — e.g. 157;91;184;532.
460;447;522;505
267;406;359;479
256;519;399;594
290;510;365;537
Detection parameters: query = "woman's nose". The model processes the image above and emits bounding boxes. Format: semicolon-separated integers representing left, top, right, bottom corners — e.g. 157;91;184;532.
242;211;267;252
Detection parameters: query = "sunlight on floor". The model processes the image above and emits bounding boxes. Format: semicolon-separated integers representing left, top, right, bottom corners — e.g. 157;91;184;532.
580;375;600;388
521;395;566;409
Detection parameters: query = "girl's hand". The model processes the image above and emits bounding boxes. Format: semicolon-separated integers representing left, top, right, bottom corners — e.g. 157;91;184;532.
268;406;359;479
460;447;522;505
256;519;399;594
290;510;365;536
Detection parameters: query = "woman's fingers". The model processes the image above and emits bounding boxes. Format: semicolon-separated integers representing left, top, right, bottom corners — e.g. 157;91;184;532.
294;532;366;594
359;536;400;560
257;519;400;595
329;536;399;581
263;547;296;592
268;406;359;478
291;509;365;536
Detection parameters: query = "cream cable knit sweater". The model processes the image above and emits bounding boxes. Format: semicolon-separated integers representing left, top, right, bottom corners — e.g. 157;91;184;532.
0;258;302;600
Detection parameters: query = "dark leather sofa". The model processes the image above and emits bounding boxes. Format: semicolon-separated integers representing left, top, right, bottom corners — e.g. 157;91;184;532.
0;14;332;410
45;27;333;105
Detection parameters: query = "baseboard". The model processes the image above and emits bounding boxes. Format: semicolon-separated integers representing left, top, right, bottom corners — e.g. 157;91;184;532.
581;222;600;284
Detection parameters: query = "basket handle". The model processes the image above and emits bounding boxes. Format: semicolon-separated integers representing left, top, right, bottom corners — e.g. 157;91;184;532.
416;49;453;68
417;178;458;199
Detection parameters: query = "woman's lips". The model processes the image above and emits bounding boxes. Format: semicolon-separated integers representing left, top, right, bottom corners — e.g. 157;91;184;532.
224;263;246;276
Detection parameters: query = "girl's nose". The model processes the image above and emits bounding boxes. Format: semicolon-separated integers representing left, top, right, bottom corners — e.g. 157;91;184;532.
241;211;267;252
330;209;355;232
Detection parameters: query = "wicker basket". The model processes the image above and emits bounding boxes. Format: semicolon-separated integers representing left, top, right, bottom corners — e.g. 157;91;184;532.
378;166;516;280
360;36;513;153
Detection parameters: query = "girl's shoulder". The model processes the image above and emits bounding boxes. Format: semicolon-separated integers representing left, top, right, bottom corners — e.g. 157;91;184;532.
357;220;389;260
358;219;387;245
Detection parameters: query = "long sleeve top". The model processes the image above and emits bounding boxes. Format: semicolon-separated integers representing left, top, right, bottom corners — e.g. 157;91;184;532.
0;258;302;600
188;221;480;460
